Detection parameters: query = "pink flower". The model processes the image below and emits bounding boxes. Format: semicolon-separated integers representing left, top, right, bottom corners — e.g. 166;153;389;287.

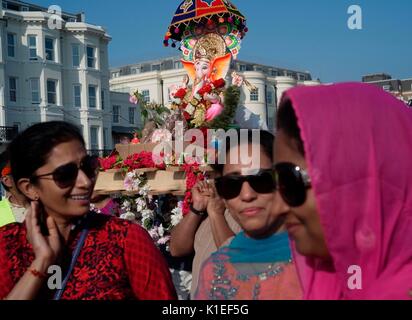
129;95;139;105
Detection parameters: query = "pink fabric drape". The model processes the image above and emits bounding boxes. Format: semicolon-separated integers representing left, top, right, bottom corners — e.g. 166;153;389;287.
280;82;412;300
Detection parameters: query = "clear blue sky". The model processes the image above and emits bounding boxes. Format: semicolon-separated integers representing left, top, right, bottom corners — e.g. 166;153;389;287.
32;0;411;83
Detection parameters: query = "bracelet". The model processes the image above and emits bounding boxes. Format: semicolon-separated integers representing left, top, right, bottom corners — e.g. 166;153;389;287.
28;268;47;279
189;204;207;217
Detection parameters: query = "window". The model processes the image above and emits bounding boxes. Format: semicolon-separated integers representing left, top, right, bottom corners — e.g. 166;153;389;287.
21;6;29;11
9;77;17;102
267;91;273;104
152;64;161;71
73;85;81;108
13;123;21;132
239;65;246;72
113;105;120;123
129;107;135;125
87;46;95;68
28;35;37;60
72;44;80;67
7;33;16;57
47;79;57;104
45;37;55;61
174;61;183;69
141;90;150;103
88;86;97;108
30;78;40;104
250;88;259;101
101;90;105;109
90;127;99;150
103;128;108;149
299;74;306;81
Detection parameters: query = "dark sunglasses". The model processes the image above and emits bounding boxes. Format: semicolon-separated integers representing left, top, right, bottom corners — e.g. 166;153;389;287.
215;169;276;200
273;162;312;207
30;155;99;189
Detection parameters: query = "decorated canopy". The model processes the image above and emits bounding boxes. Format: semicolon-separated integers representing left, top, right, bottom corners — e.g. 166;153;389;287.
165;0;247;44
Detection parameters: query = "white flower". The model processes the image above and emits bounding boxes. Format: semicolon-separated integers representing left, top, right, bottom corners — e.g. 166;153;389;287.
141;209;153;220
120;211;136;221
171;202;184;227
157;224;165;237
185;104;195;115
148;227;159;239
179;271;192;292
157;236;170;245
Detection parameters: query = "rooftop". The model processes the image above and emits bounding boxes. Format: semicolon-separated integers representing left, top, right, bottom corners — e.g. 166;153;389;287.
110;56;312;81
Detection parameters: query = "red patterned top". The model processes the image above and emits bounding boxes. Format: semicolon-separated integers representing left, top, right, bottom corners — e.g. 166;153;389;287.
0;214;177;300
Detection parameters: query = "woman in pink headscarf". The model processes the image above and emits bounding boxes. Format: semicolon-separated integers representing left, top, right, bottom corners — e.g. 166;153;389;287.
273;82;412;300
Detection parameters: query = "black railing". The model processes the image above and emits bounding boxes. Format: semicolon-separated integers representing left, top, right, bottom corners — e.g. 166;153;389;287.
0;126;18;142
87;149;114;158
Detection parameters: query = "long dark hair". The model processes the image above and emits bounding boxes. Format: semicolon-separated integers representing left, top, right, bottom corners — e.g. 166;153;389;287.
277;99;305;156
8;121;85;184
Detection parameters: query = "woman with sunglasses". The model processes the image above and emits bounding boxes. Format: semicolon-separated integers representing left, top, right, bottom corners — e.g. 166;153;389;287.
0;121;176;300
194;130;302;300
274;83;412;300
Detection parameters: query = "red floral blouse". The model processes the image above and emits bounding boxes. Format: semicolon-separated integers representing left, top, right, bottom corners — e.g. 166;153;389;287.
0;213;177;300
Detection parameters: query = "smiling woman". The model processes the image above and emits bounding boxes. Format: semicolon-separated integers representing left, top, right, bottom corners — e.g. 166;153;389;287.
194;130;302;300
0;121;177;300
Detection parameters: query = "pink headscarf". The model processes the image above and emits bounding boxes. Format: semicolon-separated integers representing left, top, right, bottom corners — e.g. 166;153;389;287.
280;82;412;300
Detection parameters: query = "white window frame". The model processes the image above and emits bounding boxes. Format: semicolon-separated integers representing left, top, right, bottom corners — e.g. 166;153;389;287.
47;79;57;105
101;90;105;109
30;78;40;104
72;44;80;67
45;37;55;62
9;77;17;102
90;126;99;150
88;85;97;108
141;90;150;103
7;33;16;58
129;107;135;125
113;105;120;124
86;46;96;69
28;35;37;61
250;88;259;102
73;84;81;108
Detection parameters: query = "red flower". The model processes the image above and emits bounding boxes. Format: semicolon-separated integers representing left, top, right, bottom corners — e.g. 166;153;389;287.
99;155;122;171
183;111;191;121
122;151;165;171
197;84;213;96
174;88;187;99
213;78;226;89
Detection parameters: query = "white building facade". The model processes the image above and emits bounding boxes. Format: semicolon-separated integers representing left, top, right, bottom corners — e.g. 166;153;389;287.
110;57;320;130
0;0;139;153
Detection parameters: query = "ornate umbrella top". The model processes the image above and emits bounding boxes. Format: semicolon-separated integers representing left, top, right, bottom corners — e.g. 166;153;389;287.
165;0;247;45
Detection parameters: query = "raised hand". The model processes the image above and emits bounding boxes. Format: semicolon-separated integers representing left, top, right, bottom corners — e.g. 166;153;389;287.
191;180;212;212
205;182;226;217
25;201;62;266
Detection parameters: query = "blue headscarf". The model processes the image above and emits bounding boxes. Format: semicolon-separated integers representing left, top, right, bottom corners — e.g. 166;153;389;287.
222;231;292;264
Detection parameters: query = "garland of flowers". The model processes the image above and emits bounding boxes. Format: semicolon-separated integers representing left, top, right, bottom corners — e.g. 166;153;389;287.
123;151;166;171
98;154;123;171
172;79;226;128
182;162;205;215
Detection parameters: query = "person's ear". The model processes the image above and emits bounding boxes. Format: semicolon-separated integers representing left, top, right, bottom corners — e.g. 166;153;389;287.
1;175;13;189
17;178;39;201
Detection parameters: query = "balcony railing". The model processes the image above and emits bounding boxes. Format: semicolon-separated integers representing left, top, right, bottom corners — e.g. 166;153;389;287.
87;149;114;158
0;126;18;143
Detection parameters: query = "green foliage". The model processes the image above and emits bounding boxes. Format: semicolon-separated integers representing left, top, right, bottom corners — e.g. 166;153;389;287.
206;85;240;130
